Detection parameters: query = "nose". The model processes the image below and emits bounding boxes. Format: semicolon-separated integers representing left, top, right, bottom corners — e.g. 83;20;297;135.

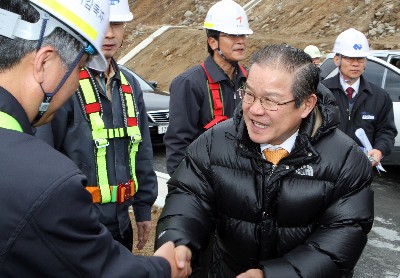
248;97;265;115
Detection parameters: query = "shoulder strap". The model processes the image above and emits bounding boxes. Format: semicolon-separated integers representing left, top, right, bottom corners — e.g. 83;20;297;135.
0;111;23;132
77;68;141;204
200;63;228;130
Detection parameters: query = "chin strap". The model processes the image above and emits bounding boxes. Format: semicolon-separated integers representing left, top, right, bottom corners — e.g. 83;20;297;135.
31;47;85;125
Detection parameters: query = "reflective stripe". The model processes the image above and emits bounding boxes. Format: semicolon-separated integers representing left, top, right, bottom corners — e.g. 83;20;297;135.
37;0;98;40
200;63;247;129
0;111;23;132
78;68;141;203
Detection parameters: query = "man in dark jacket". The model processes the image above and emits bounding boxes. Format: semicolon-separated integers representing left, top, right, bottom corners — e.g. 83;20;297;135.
321;28;397;167
0;1;191;277
155;44;374;277
37;0;157;252
164;0;253;175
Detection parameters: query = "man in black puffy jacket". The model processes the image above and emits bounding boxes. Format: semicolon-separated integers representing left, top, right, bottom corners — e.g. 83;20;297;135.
155;44;374;277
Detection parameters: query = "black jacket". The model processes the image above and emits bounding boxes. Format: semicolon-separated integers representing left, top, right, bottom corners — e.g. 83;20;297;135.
321;74;397;156
36;60;157;237
156;85;374;277
0;87;170;277
164;55;247;175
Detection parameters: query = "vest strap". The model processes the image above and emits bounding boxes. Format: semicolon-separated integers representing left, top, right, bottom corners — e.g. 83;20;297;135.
77;68;141;203
0;111;23;132
200;63;247;130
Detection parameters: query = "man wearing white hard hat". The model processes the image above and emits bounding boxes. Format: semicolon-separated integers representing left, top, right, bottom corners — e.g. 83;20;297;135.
322;28;397;168
164;0;253;175
304;44;322;66
37;0;160;253
0;0;192;277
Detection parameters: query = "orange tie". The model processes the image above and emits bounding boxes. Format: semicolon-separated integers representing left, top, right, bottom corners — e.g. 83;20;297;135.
263;148;289;165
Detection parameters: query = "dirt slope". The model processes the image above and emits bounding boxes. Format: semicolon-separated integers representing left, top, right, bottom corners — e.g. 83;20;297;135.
119;0;400;92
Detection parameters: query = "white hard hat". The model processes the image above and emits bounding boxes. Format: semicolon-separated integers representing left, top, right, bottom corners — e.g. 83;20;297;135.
304;45;322;59
203;0;253;35
0;0;110;71
333;28;370;57
110;0;133;22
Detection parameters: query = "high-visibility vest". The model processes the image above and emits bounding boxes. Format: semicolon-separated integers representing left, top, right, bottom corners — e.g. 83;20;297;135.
200;63;247;130
0;111;23;132
77;68;142;204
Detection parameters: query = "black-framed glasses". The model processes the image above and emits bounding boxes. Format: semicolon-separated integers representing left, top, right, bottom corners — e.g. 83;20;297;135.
341;55;366;63
239;89;295;111
219;33;249;38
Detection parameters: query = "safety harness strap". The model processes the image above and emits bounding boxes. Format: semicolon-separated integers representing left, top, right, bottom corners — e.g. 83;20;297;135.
77;68;141;204
200;63;247;129
0;111;23;132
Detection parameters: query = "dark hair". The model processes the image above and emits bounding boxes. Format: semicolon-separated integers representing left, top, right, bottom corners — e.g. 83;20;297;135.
206;29;220;56
250;44;319;107
0;0;83;72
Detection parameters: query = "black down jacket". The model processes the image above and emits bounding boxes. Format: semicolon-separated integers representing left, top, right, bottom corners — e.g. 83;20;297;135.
155;85;374;277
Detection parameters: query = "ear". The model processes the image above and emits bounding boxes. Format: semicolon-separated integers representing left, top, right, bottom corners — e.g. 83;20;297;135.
32;46;55;84
207;36;218;51
301;93;317;119
333;55;340;67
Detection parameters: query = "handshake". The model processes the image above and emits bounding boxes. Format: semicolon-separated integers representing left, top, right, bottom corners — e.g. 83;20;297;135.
154;242;193;278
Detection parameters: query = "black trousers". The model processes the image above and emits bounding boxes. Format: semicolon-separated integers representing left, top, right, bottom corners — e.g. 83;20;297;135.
113;222;134;252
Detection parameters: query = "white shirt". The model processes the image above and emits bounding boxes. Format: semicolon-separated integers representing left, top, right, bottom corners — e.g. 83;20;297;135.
260;130;299;160
340;76;360;99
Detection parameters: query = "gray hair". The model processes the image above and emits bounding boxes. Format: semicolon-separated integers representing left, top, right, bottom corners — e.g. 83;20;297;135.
0;0;83;72
249;44;319;107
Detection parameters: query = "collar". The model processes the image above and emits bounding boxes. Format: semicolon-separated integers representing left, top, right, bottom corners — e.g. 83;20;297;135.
0;86;34;134
204;55;246;83
340;76;360;96
260;129;299;155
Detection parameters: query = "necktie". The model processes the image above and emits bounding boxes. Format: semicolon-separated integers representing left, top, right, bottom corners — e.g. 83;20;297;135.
346;87;354;101
263;148;289;165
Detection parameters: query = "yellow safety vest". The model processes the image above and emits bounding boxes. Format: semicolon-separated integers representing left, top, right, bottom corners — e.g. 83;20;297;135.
77;68;142;204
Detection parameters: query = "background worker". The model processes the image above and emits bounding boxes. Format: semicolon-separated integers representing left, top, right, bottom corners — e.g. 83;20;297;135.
164;0;253;175
155;44;373;277
304;44;322;66
321;28;397;167
37;0;157;252
0;0;191;277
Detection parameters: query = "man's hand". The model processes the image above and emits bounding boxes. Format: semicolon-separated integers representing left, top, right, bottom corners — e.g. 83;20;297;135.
136;221;151;250
237;268;264;278
368;149;383;167
154;242;192;278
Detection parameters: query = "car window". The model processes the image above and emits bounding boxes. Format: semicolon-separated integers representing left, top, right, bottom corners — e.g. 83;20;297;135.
320;58;336;79
131;72;154;92
383;67;400;102
363;60;385;88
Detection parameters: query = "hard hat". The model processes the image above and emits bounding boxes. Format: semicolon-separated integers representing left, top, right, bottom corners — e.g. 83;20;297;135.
0;0;110;71
203;0;253;35
333;28;370;57
110;0;133;22
304;45;322;59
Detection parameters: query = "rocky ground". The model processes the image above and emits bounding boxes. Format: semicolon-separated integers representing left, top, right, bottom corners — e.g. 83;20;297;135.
119;0;400;92
126;0;400;256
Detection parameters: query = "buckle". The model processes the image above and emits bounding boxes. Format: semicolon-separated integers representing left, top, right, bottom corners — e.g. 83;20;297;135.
117;181;133;204
130;134;142;144
95;138;109;148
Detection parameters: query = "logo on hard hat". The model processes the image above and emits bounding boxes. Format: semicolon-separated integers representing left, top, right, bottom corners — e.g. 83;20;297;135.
353;44;363;50
110;0;120;5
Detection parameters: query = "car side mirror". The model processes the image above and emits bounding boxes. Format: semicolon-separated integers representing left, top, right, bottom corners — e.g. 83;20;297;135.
149;81;158;88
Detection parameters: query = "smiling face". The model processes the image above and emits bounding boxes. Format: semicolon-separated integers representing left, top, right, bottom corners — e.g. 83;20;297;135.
243;63;316;145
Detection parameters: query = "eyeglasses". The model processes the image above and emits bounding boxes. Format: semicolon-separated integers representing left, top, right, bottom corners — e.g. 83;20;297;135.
219;33;249;38
341;55;366;63
239;89;295;111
